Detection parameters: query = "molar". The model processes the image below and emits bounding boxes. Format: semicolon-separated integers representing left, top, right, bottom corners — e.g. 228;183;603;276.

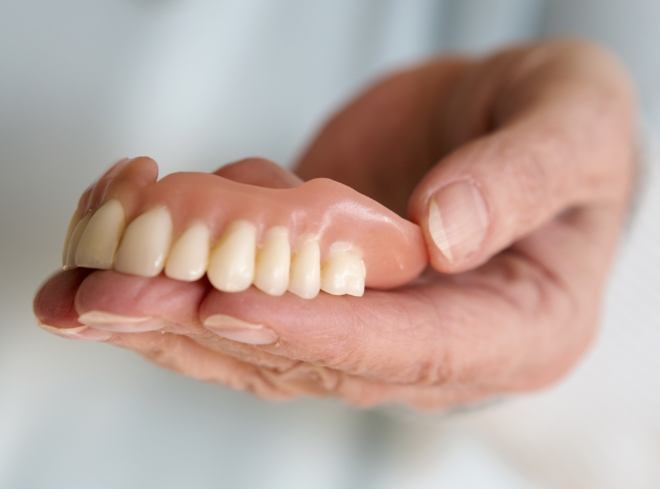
207;220;257;292
74;199;126;269
320;242;366;297
288;235;321;299
254;226;291;296
165;222;210;281
114;206;173;277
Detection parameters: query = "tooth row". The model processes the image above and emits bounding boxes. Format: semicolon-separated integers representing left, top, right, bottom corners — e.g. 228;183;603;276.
62;199;366;298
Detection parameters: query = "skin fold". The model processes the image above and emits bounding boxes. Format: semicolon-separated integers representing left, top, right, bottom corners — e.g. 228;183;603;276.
34;40;637;410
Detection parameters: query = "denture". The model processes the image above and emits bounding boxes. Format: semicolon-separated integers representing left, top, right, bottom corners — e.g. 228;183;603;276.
61;158;428;298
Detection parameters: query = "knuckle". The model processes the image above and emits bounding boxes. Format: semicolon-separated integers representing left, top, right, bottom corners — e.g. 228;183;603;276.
411;352;455;386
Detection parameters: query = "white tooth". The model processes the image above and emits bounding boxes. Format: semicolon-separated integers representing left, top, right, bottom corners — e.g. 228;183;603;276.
114;206;173;277
288;235;321;299
207;220;256;292
165;222;210;281
74;200;126;269
321;242;366;297
254;226;290;296
62;212;91;270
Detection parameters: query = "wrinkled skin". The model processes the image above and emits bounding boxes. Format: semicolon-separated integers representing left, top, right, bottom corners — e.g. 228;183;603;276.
34;40;636;410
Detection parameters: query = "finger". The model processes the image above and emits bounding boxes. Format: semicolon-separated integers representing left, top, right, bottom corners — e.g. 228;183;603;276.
34;268;92;327
33;268;114;341
84;156;158;214
408;42;636;273
31;270;551;409
213;157;303;188
75;270;208;332
198;248;587;392
106;331;302;401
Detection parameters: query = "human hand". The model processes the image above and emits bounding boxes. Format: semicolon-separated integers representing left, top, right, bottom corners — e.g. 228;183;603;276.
34;40;636;410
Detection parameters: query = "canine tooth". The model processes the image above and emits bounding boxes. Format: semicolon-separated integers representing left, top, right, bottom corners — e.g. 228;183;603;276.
62;213;90;270
207;220;256;292
74;200;126;269
165;222;210;281
288;235;321;299
114;206;173;277
321;243;365;297
254;226;290;296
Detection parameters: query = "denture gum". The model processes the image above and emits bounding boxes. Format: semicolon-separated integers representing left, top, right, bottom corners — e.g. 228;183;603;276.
60;159;428;299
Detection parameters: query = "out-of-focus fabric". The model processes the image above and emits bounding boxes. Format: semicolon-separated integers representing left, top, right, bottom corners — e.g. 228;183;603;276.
1;1;658;487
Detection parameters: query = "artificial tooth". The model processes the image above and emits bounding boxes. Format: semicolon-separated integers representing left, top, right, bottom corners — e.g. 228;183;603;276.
288;235;321;299
61;210;80;269
114;206;173;277
74;199;126;269
320;243;366;297
207;220;257;292
165;222;210;281
62;212;91;270
254;226;290;296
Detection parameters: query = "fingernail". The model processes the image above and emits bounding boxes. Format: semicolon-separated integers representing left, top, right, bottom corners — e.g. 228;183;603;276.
78;310;159;332
428;180;489;263
38;322;112;341
203;314;278;345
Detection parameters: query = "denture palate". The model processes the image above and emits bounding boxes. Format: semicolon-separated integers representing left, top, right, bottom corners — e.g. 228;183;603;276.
61;171;428;299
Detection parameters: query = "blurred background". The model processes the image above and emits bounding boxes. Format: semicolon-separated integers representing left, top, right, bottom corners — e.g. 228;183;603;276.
1;1;659;487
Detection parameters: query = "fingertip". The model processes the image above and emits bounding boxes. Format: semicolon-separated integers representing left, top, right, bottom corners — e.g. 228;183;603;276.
120;156;159;184
412;178;491;273
214;157;303;188
33;269;91;327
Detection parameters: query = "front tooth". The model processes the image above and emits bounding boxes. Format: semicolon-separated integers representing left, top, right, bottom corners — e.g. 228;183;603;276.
288;235;321;299
74;200;126;269
320;243;366;297
254;226;290;296
114;206;173;277
165;222;210;281
62;212;91;270
61;210;80;269
207;220;257;292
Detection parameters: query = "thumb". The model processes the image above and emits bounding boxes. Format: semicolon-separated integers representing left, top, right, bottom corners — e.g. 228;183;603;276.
408;107;632;273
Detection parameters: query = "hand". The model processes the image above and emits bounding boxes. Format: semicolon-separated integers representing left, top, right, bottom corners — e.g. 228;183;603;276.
35;40;637;410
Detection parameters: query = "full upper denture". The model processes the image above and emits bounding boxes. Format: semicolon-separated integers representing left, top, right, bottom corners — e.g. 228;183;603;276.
61;157;428;299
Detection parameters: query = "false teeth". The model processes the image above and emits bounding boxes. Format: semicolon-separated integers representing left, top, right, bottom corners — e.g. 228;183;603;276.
207;220;257;292
288;235;321;299
59;201;368;298
165;222;210;281
62;213;91;270
321;243;365;297
74;200;126;269
114;206;173;277
254;226;291;296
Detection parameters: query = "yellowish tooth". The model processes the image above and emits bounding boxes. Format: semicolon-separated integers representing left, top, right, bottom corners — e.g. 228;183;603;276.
320;242;366;297
207;220;257;292
62;212;91;270
74;200;126;269
114;206;173;277
288;235;321;299
61;210;80;269
165;222;210;281
254;226;290;296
